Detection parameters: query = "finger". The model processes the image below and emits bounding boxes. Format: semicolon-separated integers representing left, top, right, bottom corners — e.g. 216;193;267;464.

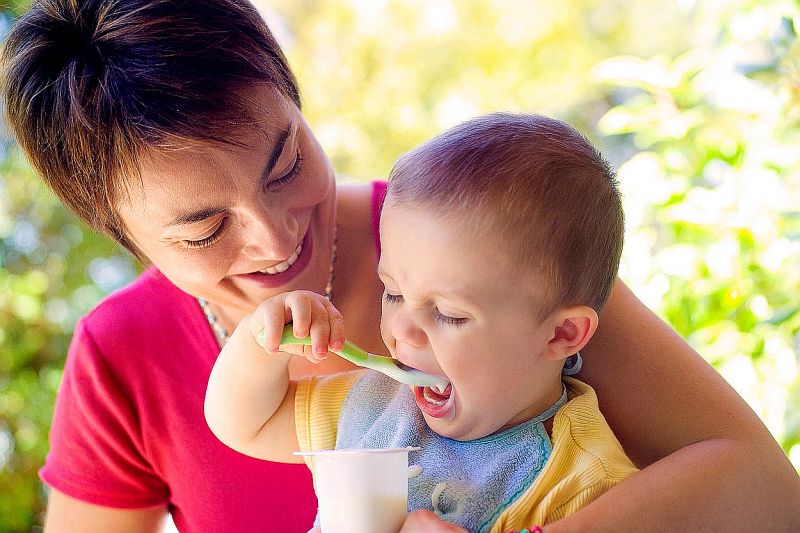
321;298;346;350
285;291;314;340
309;297;335;359
253;296;291;353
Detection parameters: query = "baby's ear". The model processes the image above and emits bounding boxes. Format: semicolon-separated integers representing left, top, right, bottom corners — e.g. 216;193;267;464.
545;306;598;361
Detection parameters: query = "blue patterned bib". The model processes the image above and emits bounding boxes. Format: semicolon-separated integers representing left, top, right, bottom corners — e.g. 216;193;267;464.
335;371;566;532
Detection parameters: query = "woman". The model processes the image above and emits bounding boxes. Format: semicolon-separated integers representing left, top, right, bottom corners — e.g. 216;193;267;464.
2;1;798;532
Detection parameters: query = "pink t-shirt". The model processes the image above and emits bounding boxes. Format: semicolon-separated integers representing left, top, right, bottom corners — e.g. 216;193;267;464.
40;181;388;532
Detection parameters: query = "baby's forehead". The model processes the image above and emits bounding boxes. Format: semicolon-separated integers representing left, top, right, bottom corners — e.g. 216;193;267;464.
385;192;543;253
380;202;552;293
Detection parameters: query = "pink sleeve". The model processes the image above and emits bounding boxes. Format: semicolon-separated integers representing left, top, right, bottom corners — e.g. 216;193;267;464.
371;180;388;256
39;319;169;508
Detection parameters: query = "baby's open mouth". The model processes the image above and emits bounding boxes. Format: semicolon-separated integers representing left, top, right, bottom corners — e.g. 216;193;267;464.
414;382;455;419
422;383;452;406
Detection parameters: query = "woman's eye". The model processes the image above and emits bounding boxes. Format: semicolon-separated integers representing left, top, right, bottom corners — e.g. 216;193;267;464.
270;149;303;188
184;219;228;250
383;292;403;304
435;309;467;327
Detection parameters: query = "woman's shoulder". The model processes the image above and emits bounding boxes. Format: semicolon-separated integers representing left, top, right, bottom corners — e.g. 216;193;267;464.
331;180;387;351
78;265;206;354
83;265;185;321
336;179;386;254
336;179;385;220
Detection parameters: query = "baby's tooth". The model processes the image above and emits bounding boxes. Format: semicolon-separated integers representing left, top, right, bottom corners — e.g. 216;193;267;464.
422;387;446;406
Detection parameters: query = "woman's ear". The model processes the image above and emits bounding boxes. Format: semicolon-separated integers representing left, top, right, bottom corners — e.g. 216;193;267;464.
546;305;599;361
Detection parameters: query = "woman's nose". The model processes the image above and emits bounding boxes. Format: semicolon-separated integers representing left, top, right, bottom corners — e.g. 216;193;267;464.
240;206;298;262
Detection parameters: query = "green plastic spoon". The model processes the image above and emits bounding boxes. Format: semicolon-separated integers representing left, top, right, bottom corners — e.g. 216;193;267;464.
256;325;450;391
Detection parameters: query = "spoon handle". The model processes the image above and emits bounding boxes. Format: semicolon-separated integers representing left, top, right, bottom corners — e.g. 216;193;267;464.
270;325;449;390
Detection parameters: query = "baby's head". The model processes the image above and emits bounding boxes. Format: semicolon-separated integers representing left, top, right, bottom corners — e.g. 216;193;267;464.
378;113;623;441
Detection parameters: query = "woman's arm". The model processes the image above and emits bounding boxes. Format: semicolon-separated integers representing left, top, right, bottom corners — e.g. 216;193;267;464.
556;279;800;530
44;490;166;533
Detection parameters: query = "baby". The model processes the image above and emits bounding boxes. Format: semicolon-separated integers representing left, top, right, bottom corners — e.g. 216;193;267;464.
205;113;637;532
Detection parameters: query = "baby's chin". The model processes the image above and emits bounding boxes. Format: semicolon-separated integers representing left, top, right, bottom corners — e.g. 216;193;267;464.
414;385;510;440
425;415;502;442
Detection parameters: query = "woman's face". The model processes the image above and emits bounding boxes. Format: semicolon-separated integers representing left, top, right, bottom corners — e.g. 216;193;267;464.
116;86;337;316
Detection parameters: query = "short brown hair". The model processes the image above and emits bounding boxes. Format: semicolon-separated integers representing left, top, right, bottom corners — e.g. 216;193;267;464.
2;0;300;253
387;113;624;317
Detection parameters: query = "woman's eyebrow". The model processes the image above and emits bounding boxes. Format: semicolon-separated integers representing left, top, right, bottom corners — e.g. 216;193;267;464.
262;123;292;180
166;206;226;227
165;123;294;228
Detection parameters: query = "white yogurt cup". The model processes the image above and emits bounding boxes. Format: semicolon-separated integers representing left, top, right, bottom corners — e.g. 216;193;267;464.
295;447;419;533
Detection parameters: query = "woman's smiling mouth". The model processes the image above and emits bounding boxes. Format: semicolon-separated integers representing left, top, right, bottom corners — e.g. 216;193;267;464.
257;242;303;274
237;231;314;288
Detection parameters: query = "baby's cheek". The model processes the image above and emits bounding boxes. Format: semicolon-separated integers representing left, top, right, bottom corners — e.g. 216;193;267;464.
379;317;397;354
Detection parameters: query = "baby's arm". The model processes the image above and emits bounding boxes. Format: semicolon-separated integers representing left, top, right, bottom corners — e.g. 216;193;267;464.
204;291;345;462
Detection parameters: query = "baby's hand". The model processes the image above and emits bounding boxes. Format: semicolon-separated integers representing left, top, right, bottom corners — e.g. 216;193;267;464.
249;290;345;363
399;510;467;532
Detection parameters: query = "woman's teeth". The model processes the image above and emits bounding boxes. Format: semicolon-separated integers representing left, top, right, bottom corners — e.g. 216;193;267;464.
258;243;302;275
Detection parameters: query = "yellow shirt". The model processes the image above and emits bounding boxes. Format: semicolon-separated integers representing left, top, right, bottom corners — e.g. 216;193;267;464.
295;372;637;530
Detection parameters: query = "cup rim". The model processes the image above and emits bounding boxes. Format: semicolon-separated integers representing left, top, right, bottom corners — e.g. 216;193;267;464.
294;446;420;457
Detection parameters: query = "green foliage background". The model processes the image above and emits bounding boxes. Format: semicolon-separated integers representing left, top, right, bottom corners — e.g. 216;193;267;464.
0;0;798;530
